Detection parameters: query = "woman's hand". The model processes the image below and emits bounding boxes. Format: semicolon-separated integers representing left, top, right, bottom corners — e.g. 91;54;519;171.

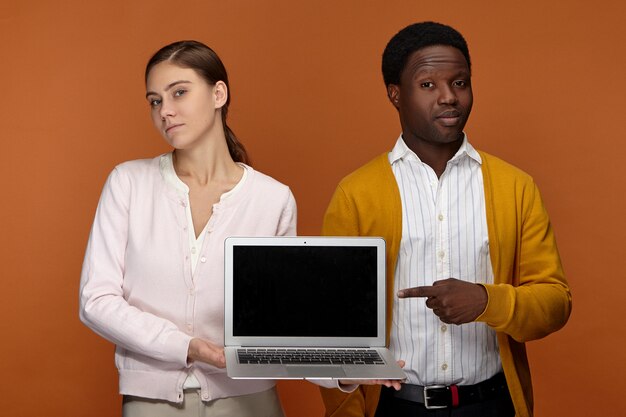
187;338;226;368
339;360;406;391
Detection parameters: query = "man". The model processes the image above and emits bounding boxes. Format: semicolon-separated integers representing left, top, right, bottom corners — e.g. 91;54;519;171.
319;22;571;417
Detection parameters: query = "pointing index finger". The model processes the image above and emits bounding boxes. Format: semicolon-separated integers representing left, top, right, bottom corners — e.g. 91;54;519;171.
397;285;438;298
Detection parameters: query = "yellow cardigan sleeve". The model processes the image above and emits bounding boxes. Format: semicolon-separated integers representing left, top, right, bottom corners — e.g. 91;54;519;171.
322;185;360;236
477;153;572;342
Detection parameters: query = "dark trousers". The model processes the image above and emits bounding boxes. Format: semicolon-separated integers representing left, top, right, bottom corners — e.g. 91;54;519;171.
374;385;515;417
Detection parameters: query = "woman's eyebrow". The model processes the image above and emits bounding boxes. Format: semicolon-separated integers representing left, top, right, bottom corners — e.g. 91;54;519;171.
145;80;192;98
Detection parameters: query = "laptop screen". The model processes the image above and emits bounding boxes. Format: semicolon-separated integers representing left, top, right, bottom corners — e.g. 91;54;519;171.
232;245;378;337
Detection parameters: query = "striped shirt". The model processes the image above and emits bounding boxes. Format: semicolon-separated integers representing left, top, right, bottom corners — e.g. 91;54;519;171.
388;135;502;386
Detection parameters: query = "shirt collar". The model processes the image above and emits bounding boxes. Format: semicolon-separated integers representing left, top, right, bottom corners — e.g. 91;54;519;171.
159;152;249;201
160;152;188;195
389;133;482;165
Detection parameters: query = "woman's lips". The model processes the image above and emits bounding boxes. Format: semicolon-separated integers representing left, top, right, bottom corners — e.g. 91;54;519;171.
165;124;183;133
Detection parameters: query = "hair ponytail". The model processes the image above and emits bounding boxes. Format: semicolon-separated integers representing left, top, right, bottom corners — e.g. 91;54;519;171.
223;121;249;164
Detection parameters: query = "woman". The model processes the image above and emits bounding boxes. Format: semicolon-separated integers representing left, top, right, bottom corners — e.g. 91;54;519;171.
79;40;295;416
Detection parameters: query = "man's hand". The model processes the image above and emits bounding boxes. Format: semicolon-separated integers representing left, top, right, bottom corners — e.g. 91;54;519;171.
339;360;406;391
397;278;488;325
188;338;226;368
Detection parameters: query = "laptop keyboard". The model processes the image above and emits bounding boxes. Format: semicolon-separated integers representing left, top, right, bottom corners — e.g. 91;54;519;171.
237;348;385;365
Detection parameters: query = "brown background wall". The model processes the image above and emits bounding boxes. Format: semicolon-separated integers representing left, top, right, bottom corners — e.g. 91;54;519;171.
1;0;624;415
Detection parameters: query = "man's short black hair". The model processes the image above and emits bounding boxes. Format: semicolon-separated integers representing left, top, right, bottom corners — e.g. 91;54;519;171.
382;22;471;86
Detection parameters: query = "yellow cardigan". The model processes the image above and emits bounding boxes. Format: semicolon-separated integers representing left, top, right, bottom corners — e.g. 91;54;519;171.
319;152;571;417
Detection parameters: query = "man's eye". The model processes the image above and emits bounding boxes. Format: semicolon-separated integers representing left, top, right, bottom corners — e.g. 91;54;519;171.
454;80;467;87
420;82;434;88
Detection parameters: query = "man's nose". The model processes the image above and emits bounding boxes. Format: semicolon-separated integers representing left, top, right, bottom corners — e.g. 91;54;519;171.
438;85;458;105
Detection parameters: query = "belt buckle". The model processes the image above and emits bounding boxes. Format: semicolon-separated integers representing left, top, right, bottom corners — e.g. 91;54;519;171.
423;385;448;410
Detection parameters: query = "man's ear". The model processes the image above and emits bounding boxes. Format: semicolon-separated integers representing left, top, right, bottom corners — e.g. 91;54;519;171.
214;81;228;109
387;84;400;109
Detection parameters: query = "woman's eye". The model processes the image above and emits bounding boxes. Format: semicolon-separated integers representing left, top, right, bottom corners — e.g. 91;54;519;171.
149;98;161;107
174;89;187;97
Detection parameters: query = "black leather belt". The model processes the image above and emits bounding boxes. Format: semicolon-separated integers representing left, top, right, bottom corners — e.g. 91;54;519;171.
391;372;509;410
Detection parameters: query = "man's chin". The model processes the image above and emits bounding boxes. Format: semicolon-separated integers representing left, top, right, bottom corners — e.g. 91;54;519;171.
433;131;464;145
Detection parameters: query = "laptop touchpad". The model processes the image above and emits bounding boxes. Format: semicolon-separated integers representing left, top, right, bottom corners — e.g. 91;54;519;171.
286;366;346;378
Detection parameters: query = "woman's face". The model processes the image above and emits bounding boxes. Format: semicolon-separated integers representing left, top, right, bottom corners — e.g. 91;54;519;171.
145;62;227;150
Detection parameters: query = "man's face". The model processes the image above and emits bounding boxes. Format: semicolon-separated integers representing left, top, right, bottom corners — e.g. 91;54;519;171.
388;45;473;147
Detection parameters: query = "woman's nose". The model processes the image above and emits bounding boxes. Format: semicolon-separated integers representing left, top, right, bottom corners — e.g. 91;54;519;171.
159;99;175;119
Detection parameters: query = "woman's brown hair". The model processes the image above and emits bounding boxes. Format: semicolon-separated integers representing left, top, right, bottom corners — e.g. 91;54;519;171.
145;41;249;164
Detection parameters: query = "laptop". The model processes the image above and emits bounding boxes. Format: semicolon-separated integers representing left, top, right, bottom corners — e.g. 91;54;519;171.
224;236;405;380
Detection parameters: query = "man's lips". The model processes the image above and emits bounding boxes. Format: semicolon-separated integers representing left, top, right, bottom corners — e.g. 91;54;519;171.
436;110;462;126
436;110;461;119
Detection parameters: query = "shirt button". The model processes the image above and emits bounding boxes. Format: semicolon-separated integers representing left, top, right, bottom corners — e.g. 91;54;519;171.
441;363;448;371
191;247;197;254
440;325;447;332
202;393;209;400
438;214;444;221
200;257;207;263
438;251;445;259
186;324;192;331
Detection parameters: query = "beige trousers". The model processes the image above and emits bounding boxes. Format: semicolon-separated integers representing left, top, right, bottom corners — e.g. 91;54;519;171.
122;387;285;417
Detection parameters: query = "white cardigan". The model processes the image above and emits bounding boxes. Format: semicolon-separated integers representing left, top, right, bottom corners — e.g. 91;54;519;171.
79;154;296;403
